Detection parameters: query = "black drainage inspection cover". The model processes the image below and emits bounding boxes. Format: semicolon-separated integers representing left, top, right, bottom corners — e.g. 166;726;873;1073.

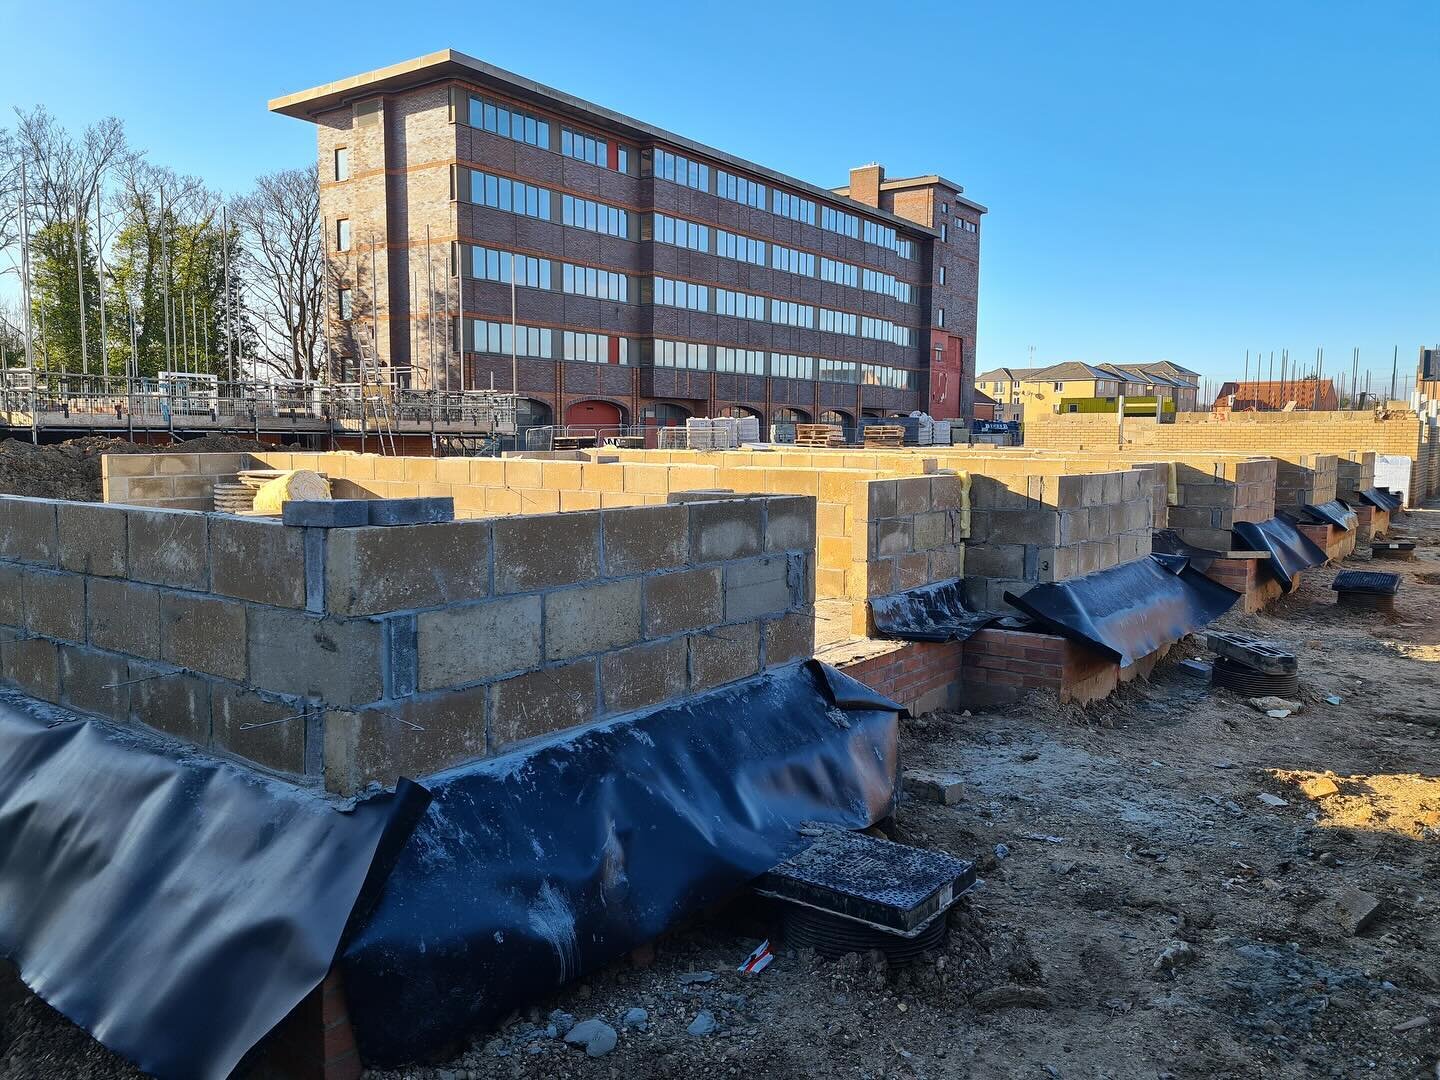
755;830;975;962
1211;655;1300;697
1332;570;1401;612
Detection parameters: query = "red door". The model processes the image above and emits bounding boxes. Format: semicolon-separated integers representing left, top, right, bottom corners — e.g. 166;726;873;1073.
566;400;623;428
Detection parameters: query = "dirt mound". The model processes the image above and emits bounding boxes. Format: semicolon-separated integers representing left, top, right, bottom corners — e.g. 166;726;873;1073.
0;435;270;503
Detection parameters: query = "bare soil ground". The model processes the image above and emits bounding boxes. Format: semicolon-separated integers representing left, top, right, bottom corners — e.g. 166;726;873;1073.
2;508;1437;1080
0;434;268;502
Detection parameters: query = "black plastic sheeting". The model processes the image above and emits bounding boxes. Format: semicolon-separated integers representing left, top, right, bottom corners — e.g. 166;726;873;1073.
869;578;1000;642
1002;553;1240;667
0;696;430;1080
1232;515;1328;591
1303;500;1359;531
341;660;901;1067
1150;527;1224;570
1357;487;1402;513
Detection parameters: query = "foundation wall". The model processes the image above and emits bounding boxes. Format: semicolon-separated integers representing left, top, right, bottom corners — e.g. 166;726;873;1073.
1023;408;1434;503
0;492;815;795
1202;556;1285;613
104;452;966;636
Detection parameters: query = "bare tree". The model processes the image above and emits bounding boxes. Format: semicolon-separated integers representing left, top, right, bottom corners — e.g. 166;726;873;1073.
230;167;324;381
10;106;130;228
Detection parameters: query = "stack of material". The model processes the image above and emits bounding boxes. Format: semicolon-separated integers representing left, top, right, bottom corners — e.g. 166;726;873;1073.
657;427;689;449
1206;630;1299;696
212;481;255;514
736;415;761;443
932;420;953;446
795;423;844;447
685;418;718;449
769;423;797;444
863;424;906;448
909;411;934;446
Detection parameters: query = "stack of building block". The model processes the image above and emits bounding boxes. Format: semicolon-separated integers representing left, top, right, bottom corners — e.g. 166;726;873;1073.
962;468;1152;615
1157;457;1277;551
1272;453;1339;511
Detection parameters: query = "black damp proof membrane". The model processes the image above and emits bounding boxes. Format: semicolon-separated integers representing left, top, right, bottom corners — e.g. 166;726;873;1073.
1303;500;1360;532
1002;552;1241;668
1357;487;1402;513
1233;517;1328;590
341;660;904;1068
754;829;976;935
869;578;1001;641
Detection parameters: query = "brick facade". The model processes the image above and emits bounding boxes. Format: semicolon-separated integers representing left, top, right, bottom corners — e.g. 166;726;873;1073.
274;51;986;433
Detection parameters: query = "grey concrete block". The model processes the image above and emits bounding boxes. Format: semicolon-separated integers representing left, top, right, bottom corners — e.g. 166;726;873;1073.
368;497;455;526
282;499;372;528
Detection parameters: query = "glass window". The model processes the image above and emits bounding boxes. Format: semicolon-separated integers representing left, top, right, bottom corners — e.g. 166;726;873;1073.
940;223;948;242
771;244;814;276
337;288;352;320
466;169;551;221
770;353;815;380
939;266;946;286
652;276;708;312
469;319;554;359
715;288;765;320
821;205;859;238
936;308;945;328
652;339;709;369
715;229;765;266
335;219;351;252
715;347;765;374
562;194;628;238
818;308;856;335
467;94;549;150
333;147;350;182
561;128;608;166
820;258;858;287
652;149;709;191
818;359;859;384
769;298;814;328
470;245;550;289
653;213;709;252
561;263;628;301
716;170;766;209
772;189;816;225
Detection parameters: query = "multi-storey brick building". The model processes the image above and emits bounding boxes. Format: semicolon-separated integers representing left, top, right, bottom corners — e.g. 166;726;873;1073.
270;50;986;436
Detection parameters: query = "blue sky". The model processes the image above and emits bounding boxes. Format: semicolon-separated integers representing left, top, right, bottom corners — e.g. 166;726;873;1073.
1;0;1435;391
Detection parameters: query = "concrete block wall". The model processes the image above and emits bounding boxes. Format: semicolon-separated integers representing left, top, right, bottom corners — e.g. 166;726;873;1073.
1157;457;1277;550
962;467;1152;615
1272;454;1338;509
1335;452;1377;502
103;452;967;640
1023;408;1427;502
0;493;816;796
102;452;257;509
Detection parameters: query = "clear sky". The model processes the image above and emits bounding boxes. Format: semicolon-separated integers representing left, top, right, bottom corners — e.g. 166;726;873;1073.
1;0;1435;392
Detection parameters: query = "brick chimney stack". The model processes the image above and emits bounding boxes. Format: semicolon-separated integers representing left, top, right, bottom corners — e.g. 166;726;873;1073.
848;163;884;208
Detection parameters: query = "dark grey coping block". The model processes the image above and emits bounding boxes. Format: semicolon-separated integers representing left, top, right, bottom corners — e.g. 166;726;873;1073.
282;500;373;528
367;498;455;526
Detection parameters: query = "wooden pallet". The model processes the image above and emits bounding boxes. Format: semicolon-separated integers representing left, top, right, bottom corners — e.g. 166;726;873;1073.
795;423;844;447
863;425;906;448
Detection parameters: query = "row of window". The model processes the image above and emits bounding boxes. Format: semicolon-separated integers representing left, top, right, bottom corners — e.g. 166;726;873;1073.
716;228;766;266
468;169;551;220
861;267;912;303
771;244;814;276
461;173;922;297
563;262;628;302
561;128;629;172
819;307;856;335
461;240;918;345
653;149;709;191
769;298;814;329
862;219;914;258
716;169;765;209
652;213;709;252
457;321;922;387
468;94;550;151
470;244;550;289
820;257;858;287
652;275;709;312
453;90;920;259
715;287;765;321
772;190;816;225
860;315;912;347
561;193;629;238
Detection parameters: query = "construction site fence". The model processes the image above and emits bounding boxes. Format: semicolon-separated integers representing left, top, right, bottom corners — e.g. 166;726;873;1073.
0;377;518;434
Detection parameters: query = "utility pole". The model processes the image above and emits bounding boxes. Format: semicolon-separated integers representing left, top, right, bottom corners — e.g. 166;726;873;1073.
221;205;234;384
19;162;34;371
95;185;109;379
161;195;173;371
74;205;89;377
1390;345;1398;403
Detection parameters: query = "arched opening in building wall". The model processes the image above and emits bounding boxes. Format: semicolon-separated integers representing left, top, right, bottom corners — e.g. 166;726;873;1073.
565;399;627;429
717;405;762;420
639;402;692;427
772;407;811;423
516;398;553;428
819;409;856;444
